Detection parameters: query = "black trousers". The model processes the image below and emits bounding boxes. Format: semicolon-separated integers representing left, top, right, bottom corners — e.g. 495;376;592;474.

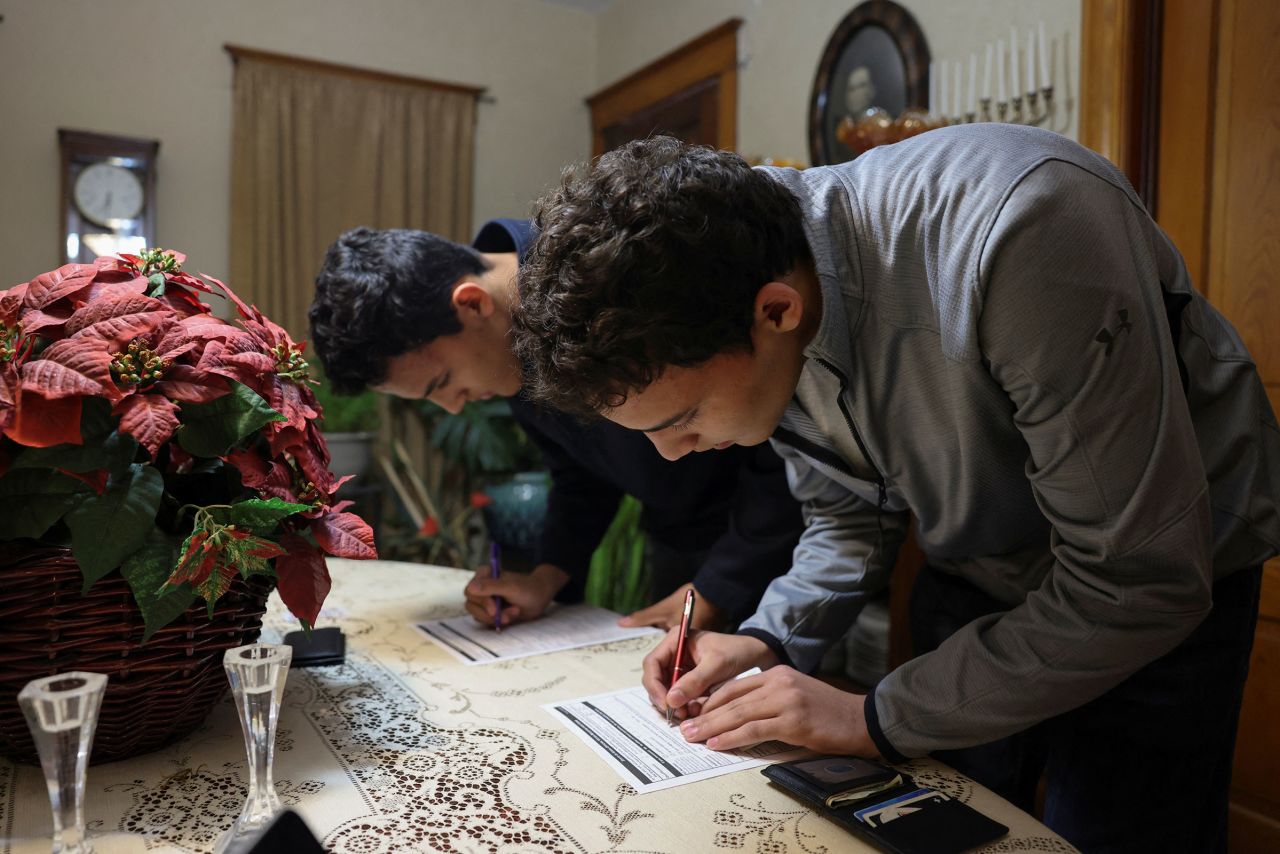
910;563;1262;854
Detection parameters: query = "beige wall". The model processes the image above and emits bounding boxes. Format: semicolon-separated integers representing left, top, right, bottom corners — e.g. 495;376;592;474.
0;0;1084;291
0;0;595;287
594;0;1081;163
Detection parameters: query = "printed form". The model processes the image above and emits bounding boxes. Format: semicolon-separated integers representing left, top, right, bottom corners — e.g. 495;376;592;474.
545;684;806;793
414;604;659;664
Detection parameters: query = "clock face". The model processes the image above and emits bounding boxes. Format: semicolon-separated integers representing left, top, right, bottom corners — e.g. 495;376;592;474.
73;162;145;227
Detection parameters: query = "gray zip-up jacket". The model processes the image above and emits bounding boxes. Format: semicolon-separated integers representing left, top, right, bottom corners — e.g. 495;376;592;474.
738;124;1280;761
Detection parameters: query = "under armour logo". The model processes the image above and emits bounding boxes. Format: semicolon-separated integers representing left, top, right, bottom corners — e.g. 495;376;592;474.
1095;309;1133;357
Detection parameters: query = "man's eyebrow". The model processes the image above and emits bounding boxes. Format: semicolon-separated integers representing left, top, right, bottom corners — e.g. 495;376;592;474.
639;407;694;434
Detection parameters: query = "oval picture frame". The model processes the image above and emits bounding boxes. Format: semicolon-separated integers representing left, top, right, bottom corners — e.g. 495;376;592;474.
808;0;931;166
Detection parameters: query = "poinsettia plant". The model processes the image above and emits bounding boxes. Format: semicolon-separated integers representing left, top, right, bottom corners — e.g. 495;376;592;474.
0;249;376;637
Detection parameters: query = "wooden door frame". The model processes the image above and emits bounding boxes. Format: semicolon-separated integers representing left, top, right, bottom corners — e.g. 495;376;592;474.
585;18;741;157
1079;0;1164;208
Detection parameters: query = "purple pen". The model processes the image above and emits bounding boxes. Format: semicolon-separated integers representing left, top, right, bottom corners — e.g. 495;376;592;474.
489;542;504;632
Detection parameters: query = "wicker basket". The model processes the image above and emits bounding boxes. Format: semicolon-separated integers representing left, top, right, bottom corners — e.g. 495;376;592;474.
0;543;273;765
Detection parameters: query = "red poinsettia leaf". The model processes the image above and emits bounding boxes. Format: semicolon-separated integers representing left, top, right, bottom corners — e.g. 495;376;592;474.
95;255;137;274
168;270;211;293
4;388;84;447
57;467;108;495
77;276;149;305
114;393;180;457
224;447;271;486
199;273;255;319
177;315;259;346
160;289;212;318
310;510;377;560
17;304;75;336
23;264;96;310
63;291;166;337
275;533;330;626
0;362;17;412
252;379;317;433
167;442;195;473
21;337;115;400
198;341;276;385
330;499;354;514
157;364;228;404
2;285;28;318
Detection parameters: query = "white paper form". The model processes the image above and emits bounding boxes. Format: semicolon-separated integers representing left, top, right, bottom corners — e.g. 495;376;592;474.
413;603;660;664
544;684;806;793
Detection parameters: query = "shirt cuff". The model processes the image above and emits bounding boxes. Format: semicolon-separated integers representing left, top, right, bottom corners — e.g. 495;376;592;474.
863;686;908;763
735;627;795;670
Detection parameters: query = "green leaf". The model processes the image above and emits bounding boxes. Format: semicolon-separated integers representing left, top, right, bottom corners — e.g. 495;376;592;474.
176;381;285;457
206;497;310;533
65;463;164;590
119;532;197;642
10;430;138;477
147;272;167;297
0;470;88;540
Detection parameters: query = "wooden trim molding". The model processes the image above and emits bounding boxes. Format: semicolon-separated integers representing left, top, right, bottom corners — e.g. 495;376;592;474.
1154;0;1220;292
586;18;742;156
1079;0;1162;204
223;44;487;98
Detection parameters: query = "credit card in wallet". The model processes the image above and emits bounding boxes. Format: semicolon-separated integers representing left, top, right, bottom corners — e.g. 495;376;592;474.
854;788;950;828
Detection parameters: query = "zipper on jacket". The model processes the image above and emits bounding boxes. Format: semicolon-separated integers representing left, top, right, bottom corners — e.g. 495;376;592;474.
815;358;889;545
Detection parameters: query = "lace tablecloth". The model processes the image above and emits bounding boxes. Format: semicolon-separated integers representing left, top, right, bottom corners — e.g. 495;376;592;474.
0;559;1075;852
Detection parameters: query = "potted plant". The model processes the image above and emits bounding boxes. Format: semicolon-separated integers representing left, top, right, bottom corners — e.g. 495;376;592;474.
311;365;380;488
0;248;376;763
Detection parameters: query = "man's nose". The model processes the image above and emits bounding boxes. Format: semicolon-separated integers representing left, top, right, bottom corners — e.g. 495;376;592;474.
434;394;464;415
650;431;695;461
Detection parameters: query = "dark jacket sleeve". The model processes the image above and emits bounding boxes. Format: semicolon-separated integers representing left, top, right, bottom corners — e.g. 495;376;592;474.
690;443;804;623
512;406;622;603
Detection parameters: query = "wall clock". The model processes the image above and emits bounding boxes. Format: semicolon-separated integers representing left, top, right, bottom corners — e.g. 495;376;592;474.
58;129;159;264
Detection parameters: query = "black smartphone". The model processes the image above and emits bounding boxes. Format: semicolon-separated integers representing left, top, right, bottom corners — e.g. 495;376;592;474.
282;626;345;667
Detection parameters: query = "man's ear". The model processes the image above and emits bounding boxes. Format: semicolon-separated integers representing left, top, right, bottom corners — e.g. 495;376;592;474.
753;281;804;335
451;281;494;319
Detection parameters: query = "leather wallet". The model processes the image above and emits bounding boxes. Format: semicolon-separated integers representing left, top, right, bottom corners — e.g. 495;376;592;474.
763;756;1008;854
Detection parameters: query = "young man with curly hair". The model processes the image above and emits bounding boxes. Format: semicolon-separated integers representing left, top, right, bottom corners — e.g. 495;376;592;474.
308;220;802;634
511;128;1280;852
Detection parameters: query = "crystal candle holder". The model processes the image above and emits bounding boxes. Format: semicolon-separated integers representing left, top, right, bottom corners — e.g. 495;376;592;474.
214;643;292;853
18;671;108;854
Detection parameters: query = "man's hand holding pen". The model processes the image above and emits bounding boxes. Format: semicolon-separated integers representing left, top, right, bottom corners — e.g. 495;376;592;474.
464;562;569;628
642;629;879;758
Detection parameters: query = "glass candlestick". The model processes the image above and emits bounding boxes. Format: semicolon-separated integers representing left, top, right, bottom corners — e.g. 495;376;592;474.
214;643;292;853
18;671;108;854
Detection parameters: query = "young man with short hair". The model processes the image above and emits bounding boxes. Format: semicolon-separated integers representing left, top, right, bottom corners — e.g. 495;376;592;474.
308;220;802;633
511;128;1280;851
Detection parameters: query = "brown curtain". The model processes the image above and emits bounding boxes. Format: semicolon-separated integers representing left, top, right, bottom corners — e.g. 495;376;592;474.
229;54;477;339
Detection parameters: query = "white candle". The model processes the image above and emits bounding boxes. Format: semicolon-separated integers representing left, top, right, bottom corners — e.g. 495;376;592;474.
968;53;977;114
997;39;1006;102
939;60;949;116
929;61;937;114
1038;22;1050;89
1010;27;1020;97
1026;30;1036;93
954;60;962;119
983;44;993;101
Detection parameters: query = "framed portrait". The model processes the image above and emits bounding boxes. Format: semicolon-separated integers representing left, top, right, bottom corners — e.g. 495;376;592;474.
808;0;931;166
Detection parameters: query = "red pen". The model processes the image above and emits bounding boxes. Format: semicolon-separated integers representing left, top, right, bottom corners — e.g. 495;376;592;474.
666;587;696;725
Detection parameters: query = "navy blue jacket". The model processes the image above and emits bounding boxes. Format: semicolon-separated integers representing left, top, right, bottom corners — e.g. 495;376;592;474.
473;219;803;620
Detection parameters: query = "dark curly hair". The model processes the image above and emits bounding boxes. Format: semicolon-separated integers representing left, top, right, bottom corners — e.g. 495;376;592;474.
309;227;485;394
513;136;810;418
